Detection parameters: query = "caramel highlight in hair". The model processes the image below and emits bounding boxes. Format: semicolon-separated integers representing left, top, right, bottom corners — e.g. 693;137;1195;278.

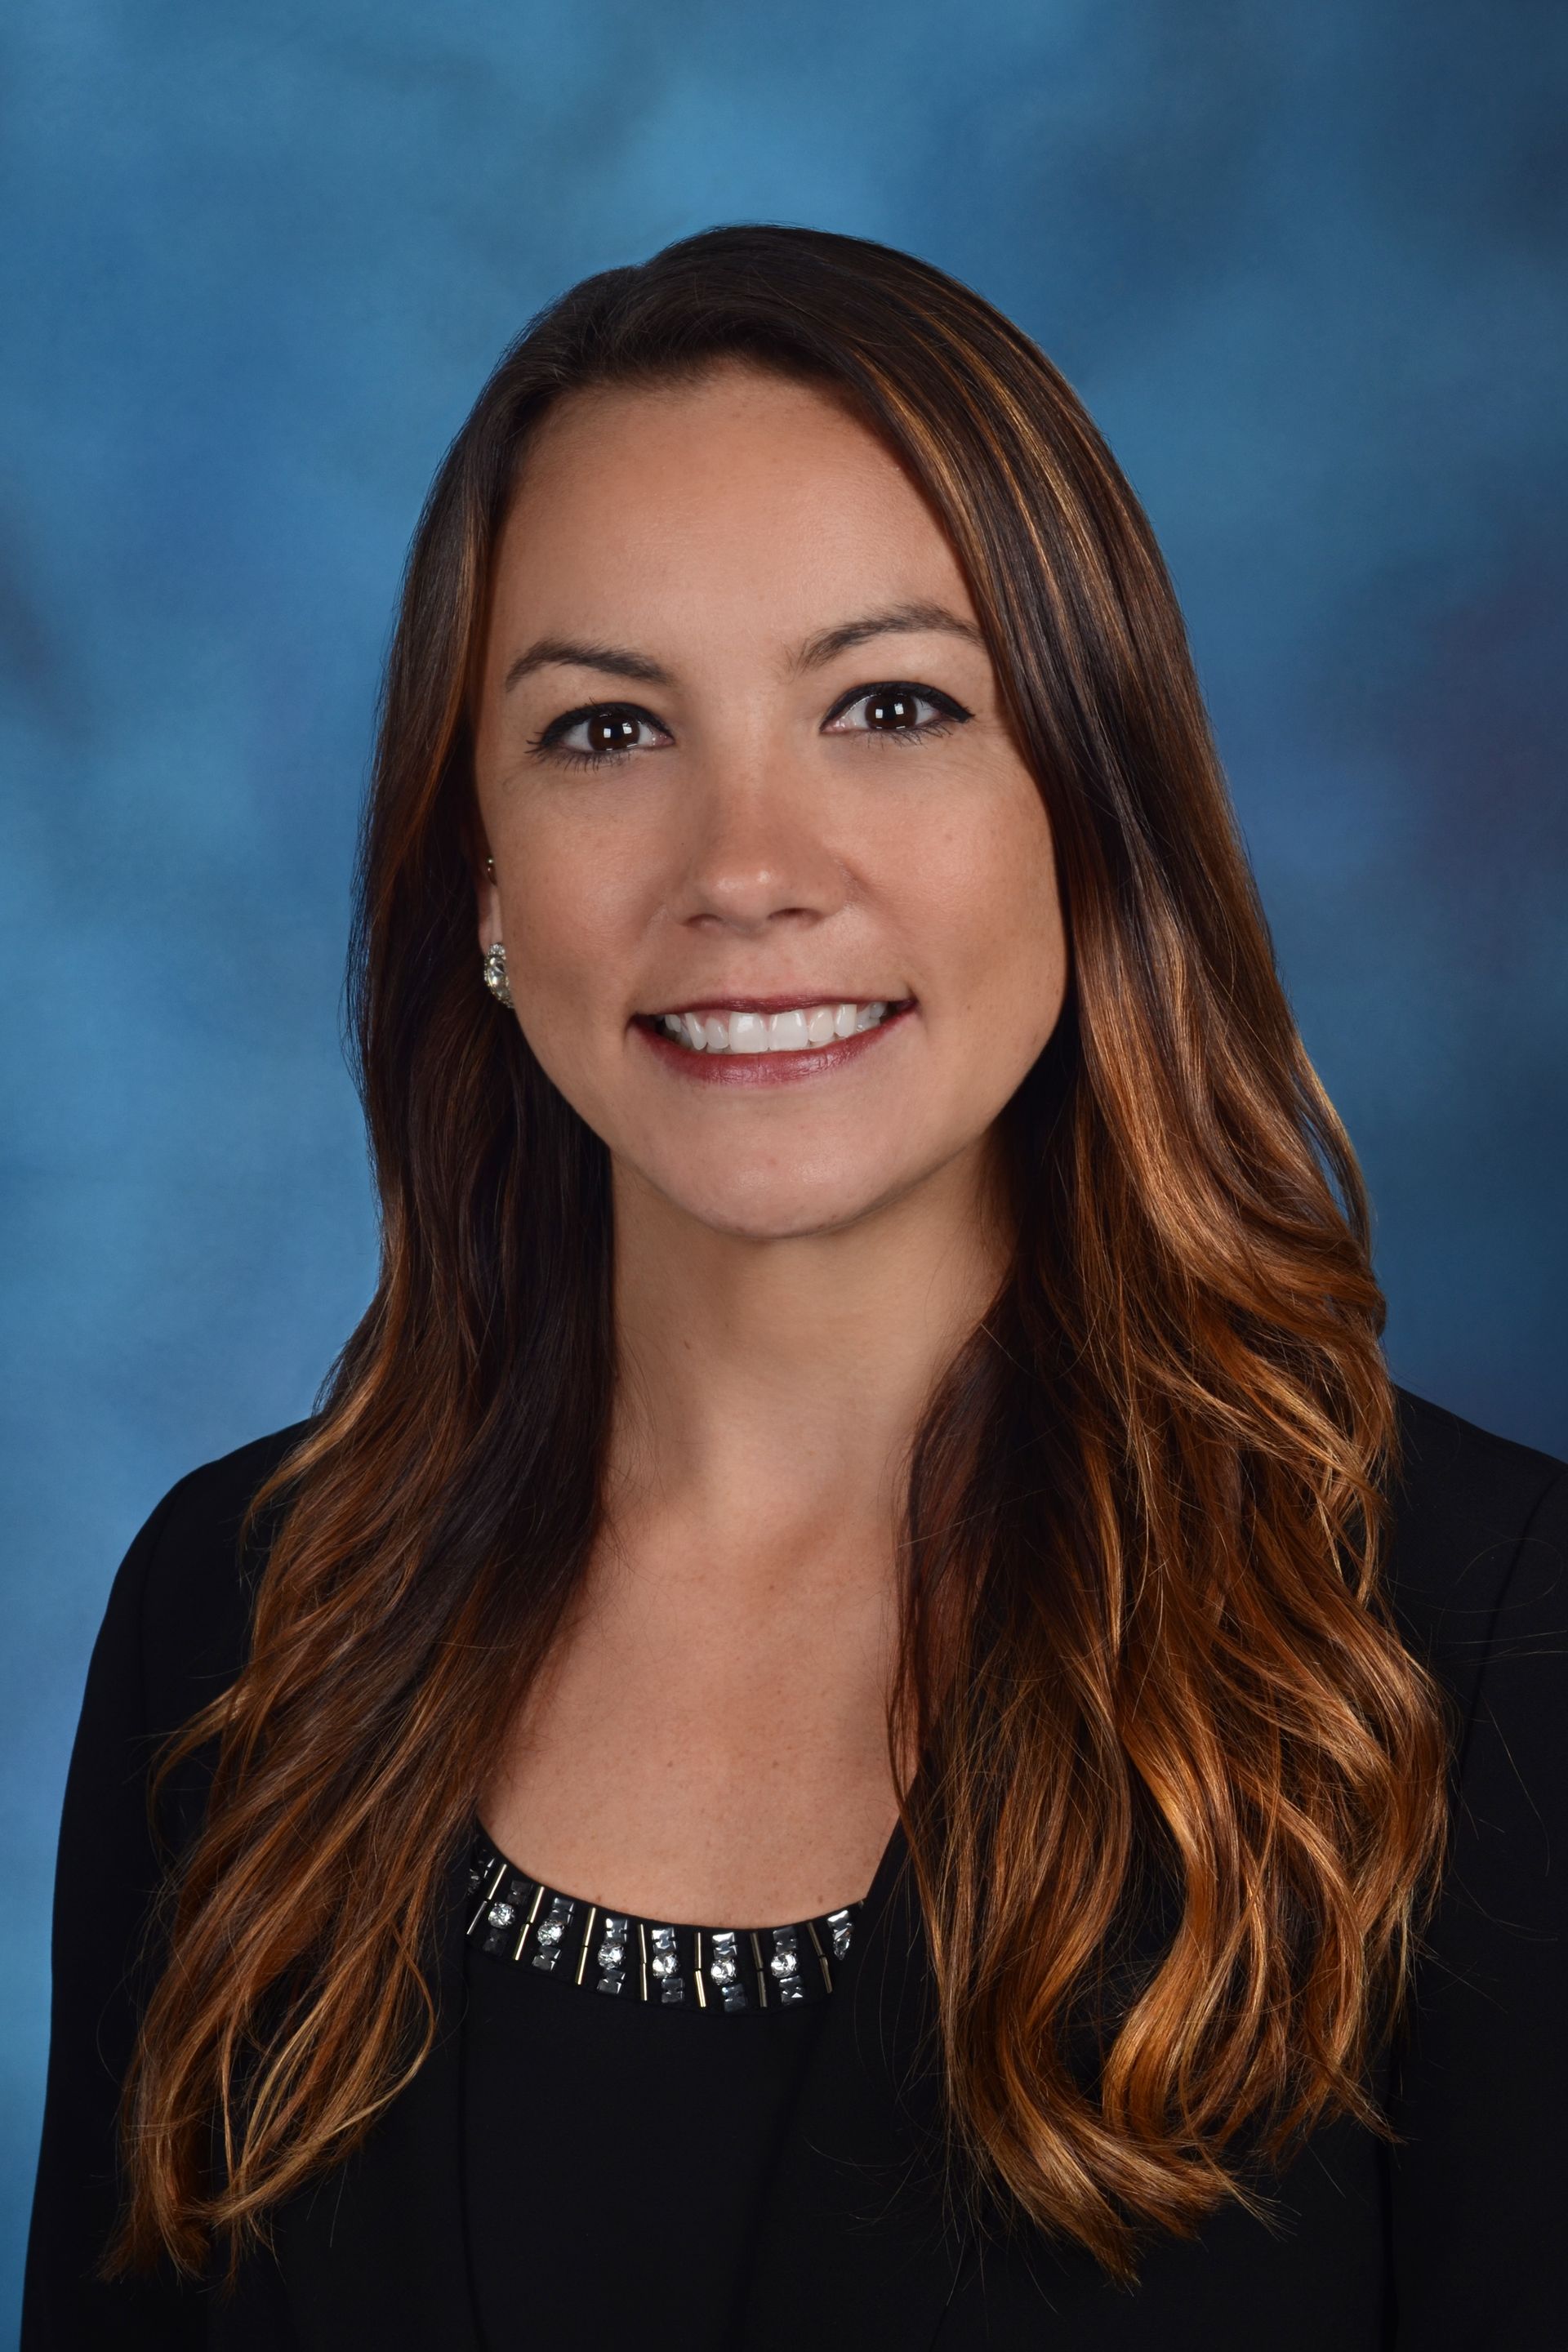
112;225;1450;2285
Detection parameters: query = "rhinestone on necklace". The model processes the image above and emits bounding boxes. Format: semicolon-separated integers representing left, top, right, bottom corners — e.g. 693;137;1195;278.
463;1833;862;2010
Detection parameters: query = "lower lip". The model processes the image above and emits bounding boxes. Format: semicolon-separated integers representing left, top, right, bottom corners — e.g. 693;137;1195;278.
633;1004;915;1085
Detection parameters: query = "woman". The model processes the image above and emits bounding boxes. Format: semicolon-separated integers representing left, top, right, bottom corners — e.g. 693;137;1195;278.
24;225;1566;2350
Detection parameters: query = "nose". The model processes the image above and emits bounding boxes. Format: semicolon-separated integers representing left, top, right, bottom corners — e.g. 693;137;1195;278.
674;755;847;936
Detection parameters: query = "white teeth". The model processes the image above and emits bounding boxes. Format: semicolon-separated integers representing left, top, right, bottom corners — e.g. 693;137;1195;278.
653;1000;900;1054
728;1011;770;1053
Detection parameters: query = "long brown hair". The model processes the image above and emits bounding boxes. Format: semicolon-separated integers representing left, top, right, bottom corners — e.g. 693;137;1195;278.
114;225;1451;2283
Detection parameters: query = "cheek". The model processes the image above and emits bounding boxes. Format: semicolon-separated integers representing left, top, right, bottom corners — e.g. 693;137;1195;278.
917;791;1065;1034
502;825;643;1021
501;903;623;1114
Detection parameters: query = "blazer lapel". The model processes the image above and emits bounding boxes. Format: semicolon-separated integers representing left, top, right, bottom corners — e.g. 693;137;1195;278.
271;1850;482;2352
740;1821;969;2350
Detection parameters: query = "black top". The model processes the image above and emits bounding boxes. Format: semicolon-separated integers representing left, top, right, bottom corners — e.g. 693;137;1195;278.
21;1385;1568;2350
460;1831;866;2347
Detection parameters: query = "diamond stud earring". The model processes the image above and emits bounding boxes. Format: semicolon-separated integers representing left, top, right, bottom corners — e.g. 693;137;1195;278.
482;942;514;1008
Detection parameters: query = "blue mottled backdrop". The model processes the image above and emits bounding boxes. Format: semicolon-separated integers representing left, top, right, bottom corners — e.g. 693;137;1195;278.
2;0;1564;2327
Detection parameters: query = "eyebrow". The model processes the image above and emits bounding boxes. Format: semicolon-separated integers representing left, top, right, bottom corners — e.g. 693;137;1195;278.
500;599;986;696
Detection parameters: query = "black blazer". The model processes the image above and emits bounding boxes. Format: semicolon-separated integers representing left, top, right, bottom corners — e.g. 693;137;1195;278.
22;1387;1568;2350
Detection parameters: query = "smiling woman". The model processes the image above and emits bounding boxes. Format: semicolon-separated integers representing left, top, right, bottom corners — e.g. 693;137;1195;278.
24;228;1567;2351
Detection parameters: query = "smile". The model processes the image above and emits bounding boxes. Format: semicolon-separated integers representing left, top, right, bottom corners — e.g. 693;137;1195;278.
632;996;915;1085
651;1000;896;1054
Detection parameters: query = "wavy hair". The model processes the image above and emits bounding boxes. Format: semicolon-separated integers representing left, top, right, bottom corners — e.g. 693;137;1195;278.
112;225;1451;2283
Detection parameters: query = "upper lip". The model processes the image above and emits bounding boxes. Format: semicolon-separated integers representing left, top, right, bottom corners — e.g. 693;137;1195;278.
640;993;909;1018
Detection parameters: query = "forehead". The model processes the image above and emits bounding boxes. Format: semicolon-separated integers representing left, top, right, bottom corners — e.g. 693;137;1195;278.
484;364;973;657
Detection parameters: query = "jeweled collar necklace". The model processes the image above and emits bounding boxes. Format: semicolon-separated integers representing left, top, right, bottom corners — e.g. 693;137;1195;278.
464;1831;862;2011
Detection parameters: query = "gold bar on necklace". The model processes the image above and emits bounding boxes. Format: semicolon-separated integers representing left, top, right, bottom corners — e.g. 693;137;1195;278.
694;1928;708;2008
467;1856;508;1936
638;1919;648;2002
750;1930;768;2007
576;1904;599;1986
512;1879;545;1962
806;1918;833;1992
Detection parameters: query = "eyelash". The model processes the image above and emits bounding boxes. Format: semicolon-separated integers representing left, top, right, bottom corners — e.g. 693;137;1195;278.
524;681;973;770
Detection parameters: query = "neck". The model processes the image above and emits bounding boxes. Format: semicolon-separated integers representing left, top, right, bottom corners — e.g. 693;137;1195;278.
605;1143;1009;1567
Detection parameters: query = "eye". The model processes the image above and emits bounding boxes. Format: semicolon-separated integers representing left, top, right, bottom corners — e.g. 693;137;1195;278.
527;702;670;768
822;680;972;745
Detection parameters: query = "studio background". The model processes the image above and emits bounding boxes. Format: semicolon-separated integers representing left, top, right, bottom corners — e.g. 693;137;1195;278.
2;0;1564;2332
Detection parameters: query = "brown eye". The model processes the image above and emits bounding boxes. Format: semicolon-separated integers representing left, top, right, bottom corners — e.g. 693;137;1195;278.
582;709;644;755
864;688;926;732
824;680;972;745
529;702;669;768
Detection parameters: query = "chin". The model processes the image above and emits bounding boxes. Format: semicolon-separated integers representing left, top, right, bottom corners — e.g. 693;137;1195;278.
650;1154;915;1243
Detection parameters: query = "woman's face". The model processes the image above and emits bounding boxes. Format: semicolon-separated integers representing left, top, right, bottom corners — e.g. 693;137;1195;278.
472;363;1067;1241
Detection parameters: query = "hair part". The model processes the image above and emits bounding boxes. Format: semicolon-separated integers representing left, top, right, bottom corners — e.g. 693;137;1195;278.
111;223;1450;2285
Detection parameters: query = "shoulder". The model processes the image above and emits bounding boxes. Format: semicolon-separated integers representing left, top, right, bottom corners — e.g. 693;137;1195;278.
24;1421;315;2344
1375;1408;1567;2328
113;1418;318;1739
1383;1384;1567;1727
1389;1382;1566;1555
